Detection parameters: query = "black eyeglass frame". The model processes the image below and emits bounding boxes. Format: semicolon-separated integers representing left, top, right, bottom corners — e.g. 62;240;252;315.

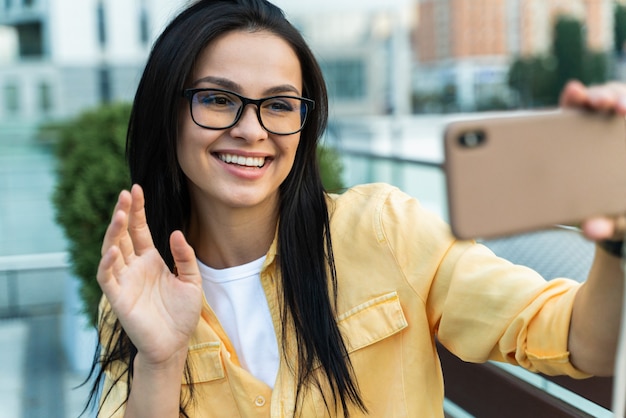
182;88;316;136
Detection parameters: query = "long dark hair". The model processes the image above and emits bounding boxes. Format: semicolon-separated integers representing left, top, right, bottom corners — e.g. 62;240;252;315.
86;0;367;416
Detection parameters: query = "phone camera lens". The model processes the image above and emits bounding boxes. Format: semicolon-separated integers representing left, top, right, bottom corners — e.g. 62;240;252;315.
459;131;486;148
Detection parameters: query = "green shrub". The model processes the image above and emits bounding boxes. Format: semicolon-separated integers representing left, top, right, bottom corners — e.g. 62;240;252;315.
50;102;345;326
318;144;345;192
50;103;131;326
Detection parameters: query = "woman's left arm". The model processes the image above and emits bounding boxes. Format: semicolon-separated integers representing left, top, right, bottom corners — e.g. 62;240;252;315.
562;80;626;375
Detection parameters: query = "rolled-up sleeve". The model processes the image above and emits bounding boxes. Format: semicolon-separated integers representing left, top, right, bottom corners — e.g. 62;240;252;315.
433;241;590;378
371;185;590;379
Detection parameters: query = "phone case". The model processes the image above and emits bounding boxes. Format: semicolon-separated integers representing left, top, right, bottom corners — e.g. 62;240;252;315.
444;109;626;240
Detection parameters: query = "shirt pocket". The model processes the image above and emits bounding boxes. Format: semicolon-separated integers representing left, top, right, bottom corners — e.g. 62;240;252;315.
337;291;408;354
185;341;225;383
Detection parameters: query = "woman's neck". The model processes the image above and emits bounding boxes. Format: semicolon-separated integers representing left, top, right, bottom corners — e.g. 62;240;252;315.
186;197;279;269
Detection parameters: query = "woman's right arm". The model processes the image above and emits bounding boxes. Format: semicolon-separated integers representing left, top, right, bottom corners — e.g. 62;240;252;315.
97;185;203;417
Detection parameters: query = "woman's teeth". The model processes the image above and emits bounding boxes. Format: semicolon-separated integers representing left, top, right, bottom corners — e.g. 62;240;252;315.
218;153;265;168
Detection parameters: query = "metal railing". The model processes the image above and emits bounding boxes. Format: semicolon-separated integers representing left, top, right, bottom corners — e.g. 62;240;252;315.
0;252;69;318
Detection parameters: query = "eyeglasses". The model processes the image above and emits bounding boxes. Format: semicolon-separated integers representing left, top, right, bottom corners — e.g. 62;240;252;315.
182;88;315;135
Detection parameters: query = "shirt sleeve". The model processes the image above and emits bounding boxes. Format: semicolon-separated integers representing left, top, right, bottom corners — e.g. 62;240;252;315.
378;185;591;378
434;242;590;378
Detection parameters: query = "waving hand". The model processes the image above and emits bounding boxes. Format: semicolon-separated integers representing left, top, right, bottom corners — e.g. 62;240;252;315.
97;184;203;365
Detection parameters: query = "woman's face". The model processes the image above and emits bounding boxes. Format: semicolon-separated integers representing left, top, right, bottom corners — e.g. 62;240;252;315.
178;30;303;214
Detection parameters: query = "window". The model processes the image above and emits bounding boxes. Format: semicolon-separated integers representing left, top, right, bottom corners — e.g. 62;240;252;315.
38;81;52;113
16;22;43;58
98;67;111;104
97;2;107;47
4;83;19;114
321;58;366;100
139;7;150;45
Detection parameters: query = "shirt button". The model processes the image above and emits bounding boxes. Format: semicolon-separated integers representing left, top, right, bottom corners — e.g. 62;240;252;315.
254;395;266;407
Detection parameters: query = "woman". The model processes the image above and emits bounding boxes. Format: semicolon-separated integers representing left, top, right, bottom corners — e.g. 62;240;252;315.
90;0;626;417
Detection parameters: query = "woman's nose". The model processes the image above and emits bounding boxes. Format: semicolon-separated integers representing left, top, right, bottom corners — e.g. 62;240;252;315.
229;105;268;141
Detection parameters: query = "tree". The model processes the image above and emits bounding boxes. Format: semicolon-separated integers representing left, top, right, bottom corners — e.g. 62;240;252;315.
508;54;558;108
509;15;609;109
583;50;610;85
50;103;131;326
553;16;585;97
50;103;345;326
615;3;626;56
318;145;345;192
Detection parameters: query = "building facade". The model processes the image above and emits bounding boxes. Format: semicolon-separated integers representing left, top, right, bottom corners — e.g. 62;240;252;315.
3;0;612;124
0;0;417;127
0;0;187;125
413;0;614;111
286;8;414;116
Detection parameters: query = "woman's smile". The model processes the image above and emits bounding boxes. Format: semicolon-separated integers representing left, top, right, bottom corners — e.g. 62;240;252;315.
215;152;267;168
212;150;274;181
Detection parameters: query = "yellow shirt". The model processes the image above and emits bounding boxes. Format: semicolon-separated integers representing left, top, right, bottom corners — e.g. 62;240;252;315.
99;183;588;417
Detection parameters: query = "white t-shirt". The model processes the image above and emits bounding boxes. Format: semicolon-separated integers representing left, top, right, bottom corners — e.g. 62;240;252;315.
197;256;279;388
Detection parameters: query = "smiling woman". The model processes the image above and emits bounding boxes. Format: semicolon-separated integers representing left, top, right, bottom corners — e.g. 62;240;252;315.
90;1;366;416
87;1;626;418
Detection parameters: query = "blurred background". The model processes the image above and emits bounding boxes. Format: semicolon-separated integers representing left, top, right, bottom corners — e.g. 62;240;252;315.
1;0;625;417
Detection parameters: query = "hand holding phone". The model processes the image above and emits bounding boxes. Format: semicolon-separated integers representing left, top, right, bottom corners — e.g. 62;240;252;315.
444;109;626;240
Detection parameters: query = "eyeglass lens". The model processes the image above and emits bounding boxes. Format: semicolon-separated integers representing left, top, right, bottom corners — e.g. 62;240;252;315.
190;89;309;134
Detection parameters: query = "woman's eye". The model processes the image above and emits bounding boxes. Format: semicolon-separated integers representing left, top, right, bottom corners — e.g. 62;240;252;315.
265;99;294;112
196;92;235;107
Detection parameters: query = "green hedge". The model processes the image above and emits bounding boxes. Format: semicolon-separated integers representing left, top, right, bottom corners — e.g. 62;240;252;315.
50;103;345;326
50;103;132;326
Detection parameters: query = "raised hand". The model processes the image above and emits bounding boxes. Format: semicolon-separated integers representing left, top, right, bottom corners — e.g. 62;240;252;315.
97;184;203;365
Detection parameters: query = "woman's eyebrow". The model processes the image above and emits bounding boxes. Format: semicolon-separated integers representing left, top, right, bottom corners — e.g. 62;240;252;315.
263;84;301;96
192;76;241;91
192;76;301;96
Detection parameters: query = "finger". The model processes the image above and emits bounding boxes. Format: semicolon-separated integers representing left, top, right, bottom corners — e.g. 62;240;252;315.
585;86;620;112
128;184;156;255
581;215;626;241
100;191;132;257
117;229;136;265
559;79;588;108
559;81;626;114
102;210;136;265
96;246;123;302
607;83;626;115
614;215;626;240
170;230;201;285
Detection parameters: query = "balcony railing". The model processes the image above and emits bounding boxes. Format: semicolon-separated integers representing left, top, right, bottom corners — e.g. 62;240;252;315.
0;252;68;318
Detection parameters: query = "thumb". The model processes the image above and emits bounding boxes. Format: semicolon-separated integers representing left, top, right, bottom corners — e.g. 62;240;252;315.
170;230;200;284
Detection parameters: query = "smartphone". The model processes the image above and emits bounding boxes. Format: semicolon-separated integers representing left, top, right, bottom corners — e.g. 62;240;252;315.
443;109;626;240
